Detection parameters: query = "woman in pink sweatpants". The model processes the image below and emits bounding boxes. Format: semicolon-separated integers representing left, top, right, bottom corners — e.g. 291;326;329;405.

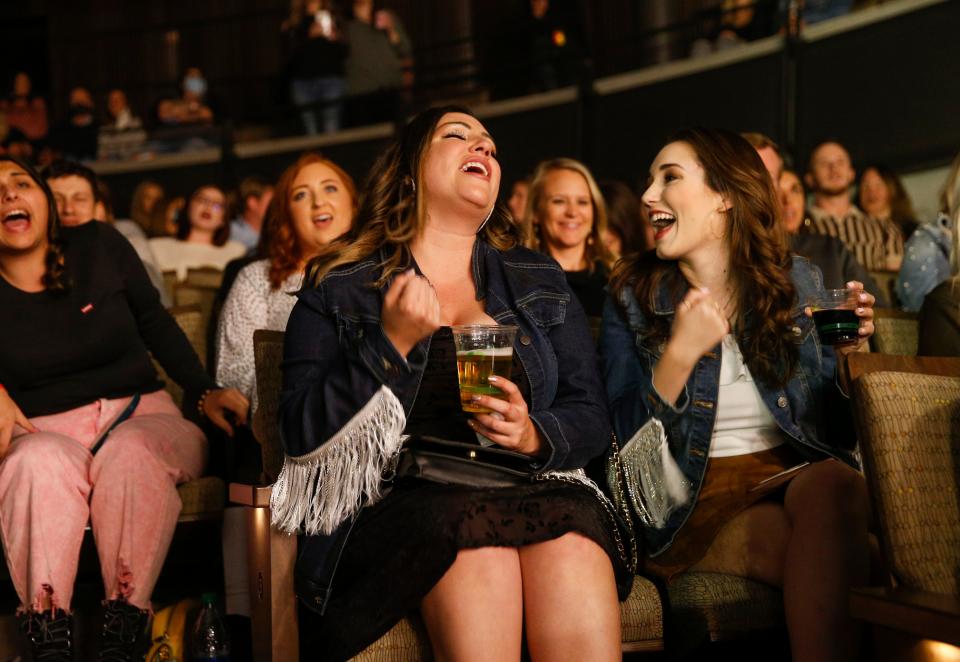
0;156;249;662
1;391;206;614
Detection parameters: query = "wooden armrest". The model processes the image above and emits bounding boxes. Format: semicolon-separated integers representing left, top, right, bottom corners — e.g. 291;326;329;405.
850;586;960;646
229;483;273;508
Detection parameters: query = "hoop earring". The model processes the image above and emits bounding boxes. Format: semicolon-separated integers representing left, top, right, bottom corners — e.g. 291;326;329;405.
477;206;494;233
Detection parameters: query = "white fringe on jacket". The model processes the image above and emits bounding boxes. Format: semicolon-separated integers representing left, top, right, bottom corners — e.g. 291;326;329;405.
270;385;407;535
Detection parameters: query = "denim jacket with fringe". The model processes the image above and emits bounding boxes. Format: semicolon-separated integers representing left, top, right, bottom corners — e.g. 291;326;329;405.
272;239;611;613
600;256;859;557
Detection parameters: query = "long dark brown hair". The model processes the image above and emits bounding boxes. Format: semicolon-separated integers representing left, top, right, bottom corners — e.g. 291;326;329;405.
610;127;798;388
858;164;917;239
268;152;357;289
0;155;69;292
176;184;231;246
305;105;521;288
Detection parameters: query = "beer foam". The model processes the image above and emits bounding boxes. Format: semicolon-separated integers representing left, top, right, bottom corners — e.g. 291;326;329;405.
457;347;514;357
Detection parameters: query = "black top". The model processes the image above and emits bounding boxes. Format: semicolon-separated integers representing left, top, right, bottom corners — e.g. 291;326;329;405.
405;327;529;442
564;261;609;318
0;222;216;417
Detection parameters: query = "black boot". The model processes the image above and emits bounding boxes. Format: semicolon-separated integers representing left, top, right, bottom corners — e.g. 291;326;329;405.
98;599;149;662
18;609;73;662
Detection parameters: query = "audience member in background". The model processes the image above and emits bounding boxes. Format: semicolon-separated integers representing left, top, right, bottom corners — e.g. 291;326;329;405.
0;72;47;143
50;87;99;161
742;133;885;304
897;150;958;311
343;0;413;127
229;176;274;253
690;0;775;57
130;180;166;236
600;180;649;259
150;194;186;239
779;168;885;305
43;159;169;305
805;140;903;272
858;164;918;240
524;157;613;316
103;89;142;131
741;131;784;182
0;156;248;661
278;106;627;661
157;67;215;127
506;177;529;223
602;129;874;662
98;89;147;161
217;154;356;416
149;185;246;280
1;129;34;163
285;0;349;135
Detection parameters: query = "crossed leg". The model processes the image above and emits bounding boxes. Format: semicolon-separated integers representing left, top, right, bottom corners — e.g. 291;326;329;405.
691;459;870;662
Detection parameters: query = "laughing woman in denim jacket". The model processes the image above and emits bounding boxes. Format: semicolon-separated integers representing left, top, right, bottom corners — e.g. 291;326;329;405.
272;106;631;661
601;128;875;662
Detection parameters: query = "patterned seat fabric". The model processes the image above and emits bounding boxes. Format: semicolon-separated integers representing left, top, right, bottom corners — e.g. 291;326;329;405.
668;572;783;646
177;476;226;518
855;371;960;596
871;317;919;356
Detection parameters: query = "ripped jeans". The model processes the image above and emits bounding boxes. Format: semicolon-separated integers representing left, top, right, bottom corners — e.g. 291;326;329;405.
0;390;206;611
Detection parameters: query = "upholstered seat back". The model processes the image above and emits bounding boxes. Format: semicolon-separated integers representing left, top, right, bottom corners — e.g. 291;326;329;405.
871;312;919;356
854;370;960;596
253;329;286;483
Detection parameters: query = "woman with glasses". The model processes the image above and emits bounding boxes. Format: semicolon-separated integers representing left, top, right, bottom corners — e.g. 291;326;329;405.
149;184;246;280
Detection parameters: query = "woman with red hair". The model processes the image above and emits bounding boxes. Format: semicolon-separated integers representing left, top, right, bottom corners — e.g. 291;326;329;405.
215;153;357;414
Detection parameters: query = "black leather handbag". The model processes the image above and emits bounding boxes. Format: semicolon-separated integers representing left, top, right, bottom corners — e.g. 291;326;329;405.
395;435;538;487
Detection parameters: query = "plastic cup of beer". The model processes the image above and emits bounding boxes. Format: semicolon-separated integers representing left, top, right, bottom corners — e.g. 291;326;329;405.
451;324;519;413
811;288;860;345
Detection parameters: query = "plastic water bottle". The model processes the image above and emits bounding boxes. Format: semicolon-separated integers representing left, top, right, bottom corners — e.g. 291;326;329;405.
191;593;231;661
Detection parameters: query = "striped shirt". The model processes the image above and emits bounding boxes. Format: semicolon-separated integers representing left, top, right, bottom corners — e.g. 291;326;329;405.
806;205;903;272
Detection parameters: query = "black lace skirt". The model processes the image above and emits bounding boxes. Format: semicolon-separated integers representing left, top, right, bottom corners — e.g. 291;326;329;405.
300;476;633;661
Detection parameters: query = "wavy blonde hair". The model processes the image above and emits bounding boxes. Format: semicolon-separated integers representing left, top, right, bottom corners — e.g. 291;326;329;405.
305;105;521;288
522;157;613;272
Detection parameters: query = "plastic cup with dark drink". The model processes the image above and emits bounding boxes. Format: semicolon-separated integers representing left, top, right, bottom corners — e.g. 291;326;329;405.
812;289;860;345
451;324;518;413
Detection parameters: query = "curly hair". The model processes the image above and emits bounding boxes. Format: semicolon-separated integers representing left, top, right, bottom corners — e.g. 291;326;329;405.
305;105;521;288
176;184;231;246
523;157;614;272
0;155;69;293
267;152;357;289
610;127;799;388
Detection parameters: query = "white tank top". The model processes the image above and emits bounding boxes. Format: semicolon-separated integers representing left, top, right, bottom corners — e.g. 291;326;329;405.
709;334;786;458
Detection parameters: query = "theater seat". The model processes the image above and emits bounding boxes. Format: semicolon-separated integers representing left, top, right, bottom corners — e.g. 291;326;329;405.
667;572;783;652
847;354;960;657
870;308;919;356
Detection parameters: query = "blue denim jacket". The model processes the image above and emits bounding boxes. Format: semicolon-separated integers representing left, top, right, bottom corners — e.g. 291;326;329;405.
279;239;611;612
600;256;858;556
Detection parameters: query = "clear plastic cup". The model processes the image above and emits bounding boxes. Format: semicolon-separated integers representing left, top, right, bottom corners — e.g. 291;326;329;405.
450;324;518;413
811;288;860;345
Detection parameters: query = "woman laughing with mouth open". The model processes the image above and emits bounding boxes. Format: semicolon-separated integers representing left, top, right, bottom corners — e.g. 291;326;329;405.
0;156;248;661
273;107;632;661
601;128;875;662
